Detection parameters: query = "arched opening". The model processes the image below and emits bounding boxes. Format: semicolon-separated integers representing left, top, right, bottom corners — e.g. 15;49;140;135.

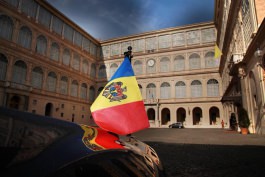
161;108;170;125
192;107;202;125
45;103;53;116
147;108;155;121
209;107;220;125
177;108;186;122
9;95;20;109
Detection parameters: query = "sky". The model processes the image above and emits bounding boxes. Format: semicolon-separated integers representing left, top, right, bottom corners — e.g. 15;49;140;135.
46;0;215;41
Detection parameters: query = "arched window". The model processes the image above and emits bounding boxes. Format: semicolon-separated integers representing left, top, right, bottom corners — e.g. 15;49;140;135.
81;83;87;99
73;54;80;70
71;80;78;97
12;60;27;84
138;84;143;95
160;82;170;99
207;79;219;96
98;65;106;78
31;67;43;89
174;55;185;71
90;63;96;78
0;54;8;80
89;86;95;102
205;51;216;68
189;53;200;70
46;72;57;92
82;59;89;74
0;15;13;40
50;42;59;61
146;83;156;99
110;63;118;78
191;80;202;97
175;81;186;98
36;35;47;55
60;76;68;95
62;49;70;66
18;26;32;49
133;60;143;75
160;57;170;72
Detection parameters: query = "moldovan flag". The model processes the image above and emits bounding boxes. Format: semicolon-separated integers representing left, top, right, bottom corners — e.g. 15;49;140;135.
214;44;222;59
90;56;149;135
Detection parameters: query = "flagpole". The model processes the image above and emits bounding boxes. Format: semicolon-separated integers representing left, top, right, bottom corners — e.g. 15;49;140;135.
124;46;133;63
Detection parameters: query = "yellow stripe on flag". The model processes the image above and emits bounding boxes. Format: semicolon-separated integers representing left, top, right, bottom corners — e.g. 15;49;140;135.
214;44;222;59
91;76;142;112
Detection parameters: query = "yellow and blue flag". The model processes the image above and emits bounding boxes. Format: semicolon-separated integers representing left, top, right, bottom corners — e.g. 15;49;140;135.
90;56;149;135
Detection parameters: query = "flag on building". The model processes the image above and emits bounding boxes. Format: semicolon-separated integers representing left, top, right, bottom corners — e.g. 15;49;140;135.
214;44;222;59
90;56;149;135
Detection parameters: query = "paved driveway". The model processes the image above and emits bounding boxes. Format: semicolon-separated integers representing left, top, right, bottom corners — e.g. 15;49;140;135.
132;128;265;177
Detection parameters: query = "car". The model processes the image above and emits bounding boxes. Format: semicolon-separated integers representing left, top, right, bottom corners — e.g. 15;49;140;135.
0;107;166;177
169;122;184;128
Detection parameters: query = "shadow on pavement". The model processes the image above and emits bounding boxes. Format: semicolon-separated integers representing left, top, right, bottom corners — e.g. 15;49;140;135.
146;142;265;177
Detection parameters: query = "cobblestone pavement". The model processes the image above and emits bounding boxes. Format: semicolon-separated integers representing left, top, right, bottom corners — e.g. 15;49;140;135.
133;128;265;177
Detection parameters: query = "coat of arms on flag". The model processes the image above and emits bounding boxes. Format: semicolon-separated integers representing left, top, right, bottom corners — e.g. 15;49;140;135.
90;47;149;135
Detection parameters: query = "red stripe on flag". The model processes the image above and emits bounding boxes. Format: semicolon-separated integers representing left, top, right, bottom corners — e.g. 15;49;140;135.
92;101;150;135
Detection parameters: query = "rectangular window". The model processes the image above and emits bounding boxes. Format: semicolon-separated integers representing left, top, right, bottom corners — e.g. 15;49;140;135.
38;6;52;28
61;113;64;117
52;16;63;35
64;24;74;42
61;104;64;108
74;31;82;47
21;0;37;18
83;38;90;53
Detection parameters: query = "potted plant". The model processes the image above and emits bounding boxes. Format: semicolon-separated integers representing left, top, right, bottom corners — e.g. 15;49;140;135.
238;108;250;134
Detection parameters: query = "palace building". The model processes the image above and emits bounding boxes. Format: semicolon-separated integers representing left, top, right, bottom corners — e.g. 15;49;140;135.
0;0;264;133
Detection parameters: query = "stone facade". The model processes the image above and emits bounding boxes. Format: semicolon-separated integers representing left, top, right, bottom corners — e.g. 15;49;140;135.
0;0;225;129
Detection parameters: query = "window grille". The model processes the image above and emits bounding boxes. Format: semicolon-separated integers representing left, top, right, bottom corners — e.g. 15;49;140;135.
46;72;57;92
160;57;170;72
160;82;170;99
36;35;47;55
82;60;89;74
21;0;37;18
191;80;202;97
60;76;68;95
50;43;59;61
205;51;215;68
38;6;51;28
174;55;185;71
146;83;156;99
52;15;63;35
133;60;143;75
207;79;219;96
71;80;78;97
64;24;73;42
189;53;200;69
73;54;80;70
62;49;70;66
74;31;82;48
18;26;32;49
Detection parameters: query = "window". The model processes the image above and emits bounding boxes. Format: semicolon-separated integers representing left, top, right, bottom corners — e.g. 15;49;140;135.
74;31;82;47
12;60;27;84
32;100;37;105
189;53;200;69
81;83;87;99
61;104;64;108
0;15;13;40
0;54;8;80
64;24;73;42
38;6;51;28
174;55;185;71
98;65;106;79
191;80;202;97
60;76;68;95
62;49;70;66
160;57;170;72
83;37;90;53
50;43;59;61
160;82;170;99
52;15;63;35
146;83;156;99
61;113;64;117
90;63;96;78
36;35;47;55
89;86;95;102
133;60;143;75
175;81;186;98
109;63;118;78
46;72;57;92
21;0;37;18
31;67;43;89
18;26;32;49
82;59;89;74
72;54;80;70
207;79;219;96
205;51;216;68
4;0;19;7
71;80;78;97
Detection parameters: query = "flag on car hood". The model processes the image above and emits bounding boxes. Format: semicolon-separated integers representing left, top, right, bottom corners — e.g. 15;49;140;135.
90;56;149;135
